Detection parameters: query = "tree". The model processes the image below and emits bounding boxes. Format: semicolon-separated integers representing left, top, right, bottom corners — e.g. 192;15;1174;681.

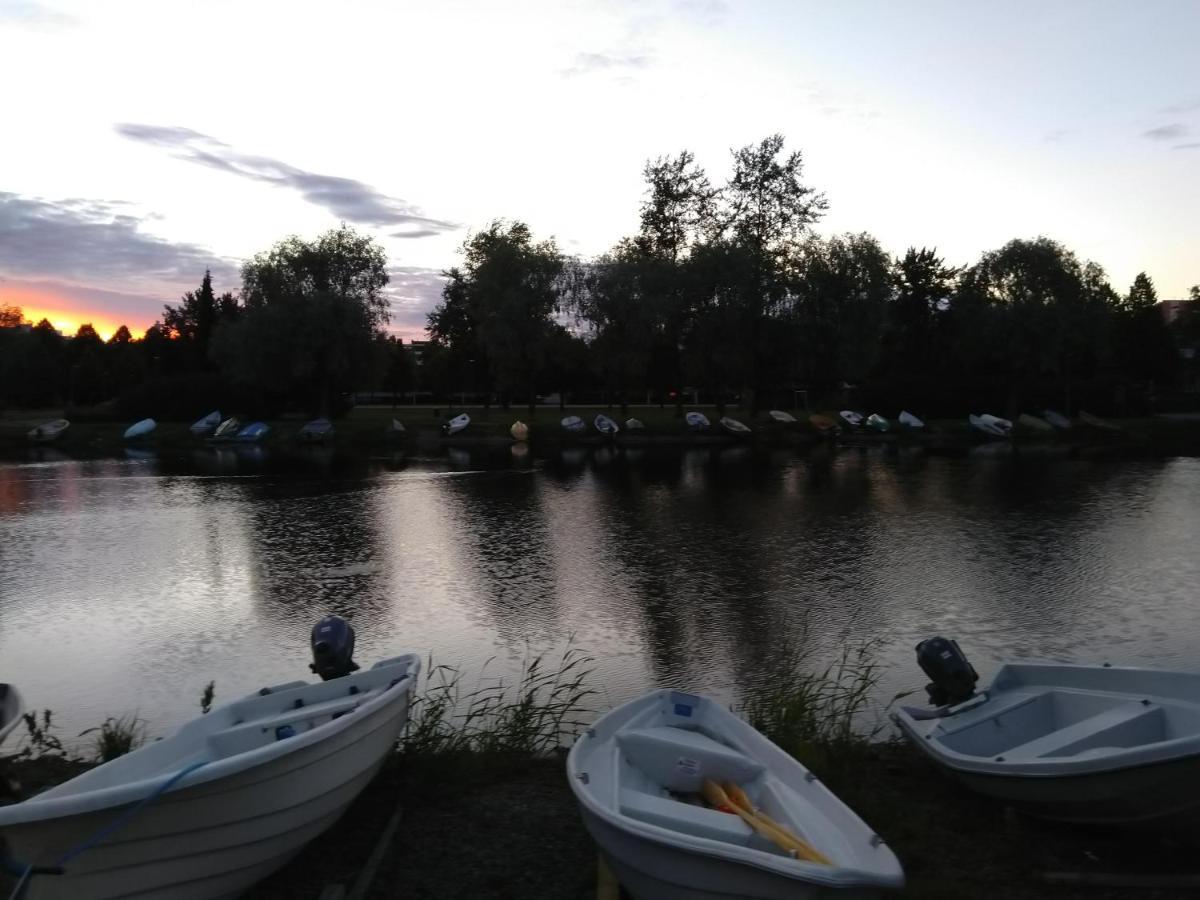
211;225;390;414
638;150;717;262
0;303;23;327
1189;285;1199;303
429;221;564;409
1124;272;1158;312
881;247;959;376
108;325;133;345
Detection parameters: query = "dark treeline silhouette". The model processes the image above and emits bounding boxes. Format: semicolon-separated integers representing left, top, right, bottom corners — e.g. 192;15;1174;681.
426;135;1200;416
2;137;1198;419
0;225;401;419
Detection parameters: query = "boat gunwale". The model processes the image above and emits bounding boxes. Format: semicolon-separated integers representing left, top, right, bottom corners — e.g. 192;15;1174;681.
0;655;419;827
568;689;904;890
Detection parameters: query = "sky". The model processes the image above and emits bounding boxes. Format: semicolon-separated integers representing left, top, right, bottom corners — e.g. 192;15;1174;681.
1;0;1197;340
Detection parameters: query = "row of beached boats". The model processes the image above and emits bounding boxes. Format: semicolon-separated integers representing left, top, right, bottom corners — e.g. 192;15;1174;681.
3;628;1195;899
23;413;339;446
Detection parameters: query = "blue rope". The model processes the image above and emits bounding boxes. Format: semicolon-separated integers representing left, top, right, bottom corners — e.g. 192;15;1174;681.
3;760;207;900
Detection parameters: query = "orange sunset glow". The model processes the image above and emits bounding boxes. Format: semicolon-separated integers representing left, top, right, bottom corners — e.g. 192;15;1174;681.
0;286;150;341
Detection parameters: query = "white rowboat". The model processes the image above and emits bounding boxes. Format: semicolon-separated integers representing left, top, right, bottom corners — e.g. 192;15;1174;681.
123;418;157;440
562;415;587;434
210;417;241;442
0;655;420;899
838;411;864;428
0;683;24;745
968;414;1011;438
595;414;620;436
685;411;710;431
569;690;904;899
894;662;1200;826
865;414;890;433
28;420;69;443
719;416;752;435
768;410;797;424
236;421;270;443
442;413;470;436
510;421;529;441
189;411;221;437
625;418;646;431
898;411;924;429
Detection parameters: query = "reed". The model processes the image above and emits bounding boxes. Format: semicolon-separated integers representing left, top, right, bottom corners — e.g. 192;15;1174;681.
401;643;596;759
738;636;897;775
79;714;147;762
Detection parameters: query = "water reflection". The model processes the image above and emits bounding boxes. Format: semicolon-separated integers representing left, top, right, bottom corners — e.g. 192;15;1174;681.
0;446;1197;744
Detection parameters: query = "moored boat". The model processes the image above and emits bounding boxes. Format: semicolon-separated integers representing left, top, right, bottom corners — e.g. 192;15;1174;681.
210;417;242;442
388;418;406;438
893;637;1200;827
897;411;925;429
122;419;156;441
237;421;270;443
685;411;710;431
595;414;621;436
189;411;221;436
809;414;839;436
0;626;420;899
968;414;1011;438
510;420;529;441
569;690;904;899
838;410;864;429
1043;409;1072;429
768;410;797;425
442;413;470;436
0;683;24;745
1080;410;1122;431
562;415;587;434
719;416;751;436
1017;413;1053;432
865;414;890;433
27;420;69;443
625;418;646;431
297;417;334;443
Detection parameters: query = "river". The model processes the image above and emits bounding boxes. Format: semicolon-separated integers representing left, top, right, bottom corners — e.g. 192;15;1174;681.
1;442;1197;749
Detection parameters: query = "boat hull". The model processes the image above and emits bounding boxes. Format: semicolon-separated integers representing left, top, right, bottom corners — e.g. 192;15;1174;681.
920;750;1200;828
579;807;886;900
2;681;412;899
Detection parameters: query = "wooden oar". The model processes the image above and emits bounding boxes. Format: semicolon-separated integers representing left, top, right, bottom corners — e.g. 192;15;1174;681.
720;780;831;865
700;780;829;864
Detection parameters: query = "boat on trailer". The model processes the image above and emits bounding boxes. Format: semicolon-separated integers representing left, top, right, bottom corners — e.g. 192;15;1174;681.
569;690;904;899
894;637;1200;827
0;619;419;899
0;683;24;745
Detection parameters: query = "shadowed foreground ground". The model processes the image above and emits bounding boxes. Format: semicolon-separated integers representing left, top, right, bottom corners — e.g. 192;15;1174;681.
246;745;1199;900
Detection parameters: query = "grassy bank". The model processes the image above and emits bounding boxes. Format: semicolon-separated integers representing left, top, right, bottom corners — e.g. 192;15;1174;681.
4;404;1200;455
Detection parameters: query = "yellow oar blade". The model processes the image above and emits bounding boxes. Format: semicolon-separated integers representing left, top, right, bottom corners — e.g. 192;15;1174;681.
720;780;832;866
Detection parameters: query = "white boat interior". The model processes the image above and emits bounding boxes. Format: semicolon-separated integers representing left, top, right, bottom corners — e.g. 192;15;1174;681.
595;414;620;435
838;410;864;427
444;413;470;435
895;663;1200;778
570;691;903;894
562;415;587;433
685;411;710;430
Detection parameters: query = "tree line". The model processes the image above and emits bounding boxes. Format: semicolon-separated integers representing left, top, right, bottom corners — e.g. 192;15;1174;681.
1;133;1198;419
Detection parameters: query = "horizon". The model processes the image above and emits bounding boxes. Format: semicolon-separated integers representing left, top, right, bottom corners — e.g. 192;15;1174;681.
2;0;1198;342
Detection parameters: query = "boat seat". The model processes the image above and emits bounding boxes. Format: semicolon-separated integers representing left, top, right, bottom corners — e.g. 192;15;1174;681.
1000;701;1162;760
617;726;764;793
207;695;364;758
619;788;754;845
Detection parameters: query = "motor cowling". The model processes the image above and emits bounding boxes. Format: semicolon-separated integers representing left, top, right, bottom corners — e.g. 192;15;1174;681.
916;636;978;707
310;615;360;681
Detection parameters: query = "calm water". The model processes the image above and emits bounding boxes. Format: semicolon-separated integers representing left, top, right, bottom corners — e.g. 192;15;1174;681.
1;443;1198;748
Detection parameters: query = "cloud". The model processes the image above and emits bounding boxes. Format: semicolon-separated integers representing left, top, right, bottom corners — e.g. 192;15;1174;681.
1142;123;1188;141
1174;142;1200;150
115;123;458;235
0;1;75;27
0;192;238;292
1043;128;1073;143
384;265;446;336
562;51;653;77
1162;98;1200;115
673;0;728;26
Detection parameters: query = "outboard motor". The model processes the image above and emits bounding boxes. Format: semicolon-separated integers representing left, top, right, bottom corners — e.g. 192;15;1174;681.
916;636;978;707
310;615;360;681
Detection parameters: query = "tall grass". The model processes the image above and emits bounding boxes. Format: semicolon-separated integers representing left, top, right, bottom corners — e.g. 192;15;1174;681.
79;714;146;762
401;643;596;759
738;636;898;776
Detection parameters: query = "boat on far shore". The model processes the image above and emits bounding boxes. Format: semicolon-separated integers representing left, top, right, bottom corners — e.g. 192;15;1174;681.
562;415;587;434
839;410;864;428
898;411;925;429
237;421;270;443
866;413;890;433
1043;409;1072;429
190;411;221;436
625;417;646;432
685;411;710;431
1018;413;1054;432
123;418;157;441
595;414;620;436
809;414;839;436
510;421;529;441
719;416;751;436
1080;410;1122;431
969;414;1012;438
768;410;797;425
297;418;334;443
210;417;242;442
28;419;69;443
442;413;470;436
